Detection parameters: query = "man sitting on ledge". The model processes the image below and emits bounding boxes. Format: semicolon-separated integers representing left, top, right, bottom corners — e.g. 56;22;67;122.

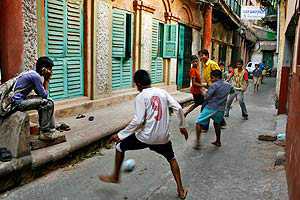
10;57;63;141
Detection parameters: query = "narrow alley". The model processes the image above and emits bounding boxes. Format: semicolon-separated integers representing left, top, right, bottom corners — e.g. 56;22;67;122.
0;78;288;200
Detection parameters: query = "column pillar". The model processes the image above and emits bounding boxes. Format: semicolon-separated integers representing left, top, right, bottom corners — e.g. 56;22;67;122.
202;4;212;52
133;0;155;72
0;0;24;82
93;0;113;99
278;66;290;114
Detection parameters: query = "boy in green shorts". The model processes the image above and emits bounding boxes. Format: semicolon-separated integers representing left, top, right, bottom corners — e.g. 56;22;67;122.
194;70;233;149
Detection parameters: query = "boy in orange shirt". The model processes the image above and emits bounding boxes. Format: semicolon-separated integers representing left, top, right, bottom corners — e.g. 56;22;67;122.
184;55;204;117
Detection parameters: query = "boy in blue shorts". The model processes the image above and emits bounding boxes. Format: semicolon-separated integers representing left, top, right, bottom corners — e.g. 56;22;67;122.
194;70;233;149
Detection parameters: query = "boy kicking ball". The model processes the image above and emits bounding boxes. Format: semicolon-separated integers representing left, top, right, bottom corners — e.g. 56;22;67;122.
99;70;189;199
194;70;233;149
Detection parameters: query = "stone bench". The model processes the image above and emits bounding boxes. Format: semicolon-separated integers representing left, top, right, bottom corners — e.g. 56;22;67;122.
0;112;31;158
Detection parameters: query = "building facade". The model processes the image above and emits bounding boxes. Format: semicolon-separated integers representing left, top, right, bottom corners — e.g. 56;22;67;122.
276;0;300;199
0;0;252;113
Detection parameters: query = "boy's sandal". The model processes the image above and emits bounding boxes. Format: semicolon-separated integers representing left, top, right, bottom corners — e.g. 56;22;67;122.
56;123;71;131
76;114;86;119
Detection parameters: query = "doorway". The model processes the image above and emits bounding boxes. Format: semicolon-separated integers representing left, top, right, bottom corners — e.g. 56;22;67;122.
177;24;192;89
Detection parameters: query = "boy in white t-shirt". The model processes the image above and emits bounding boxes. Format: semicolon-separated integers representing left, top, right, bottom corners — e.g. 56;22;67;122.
99;70;189;199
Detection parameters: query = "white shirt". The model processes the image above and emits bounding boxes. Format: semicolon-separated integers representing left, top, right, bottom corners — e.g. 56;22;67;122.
118;88;186;144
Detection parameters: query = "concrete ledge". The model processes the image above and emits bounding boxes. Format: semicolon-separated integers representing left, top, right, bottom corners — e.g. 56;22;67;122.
0;90;192;192
31;120;130;168
0;156;32;177
31;91;192;168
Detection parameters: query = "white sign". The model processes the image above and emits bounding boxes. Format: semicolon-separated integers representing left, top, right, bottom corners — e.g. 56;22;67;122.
241;6;266;20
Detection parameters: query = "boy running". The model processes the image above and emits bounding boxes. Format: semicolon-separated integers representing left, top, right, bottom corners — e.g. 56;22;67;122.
194;70;233;149
184;55;204;117
99;70;189;199
225;59;249;120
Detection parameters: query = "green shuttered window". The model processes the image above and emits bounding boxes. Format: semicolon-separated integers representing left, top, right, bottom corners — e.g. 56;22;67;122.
45;0;84;100
163;24;178;58
151;20;163;83
112;9;133;90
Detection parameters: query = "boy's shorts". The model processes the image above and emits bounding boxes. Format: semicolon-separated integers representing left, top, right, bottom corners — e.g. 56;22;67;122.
117;134;175;161
196;107;224;125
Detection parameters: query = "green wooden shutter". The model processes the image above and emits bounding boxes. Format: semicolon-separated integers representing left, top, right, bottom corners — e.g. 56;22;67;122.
46;0;84;100
46;0;65;57
48;58;66;99
67;1;82;56
66;0;84;97
112;9;133;90
163;24;178;58
152;20;159;58
46;0;66;99
151;20;163;83
177;24;185;89
112;58;121;88
66;58;83;97
112;10;126;89
112;10;126;58
122;59;132;88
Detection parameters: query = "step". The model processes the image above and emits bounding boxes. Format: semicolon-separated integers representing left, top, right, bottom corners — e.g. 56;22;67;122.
29;85;178;123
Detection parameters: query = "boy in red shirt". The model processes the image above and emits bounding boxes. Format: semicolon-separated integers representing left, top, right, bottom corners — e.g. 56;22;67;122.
184;55;204;117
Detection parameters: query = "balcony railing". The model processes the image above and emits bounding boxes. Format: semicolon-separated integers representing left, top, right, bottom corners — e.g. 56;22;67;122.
225;0;241;17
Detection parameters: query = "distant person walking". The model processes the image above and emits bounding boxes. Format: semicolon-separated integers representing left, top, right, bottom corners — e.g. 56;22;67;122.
184;55;204;117
225;59;249;120
259;63;266;84
253;64;262;94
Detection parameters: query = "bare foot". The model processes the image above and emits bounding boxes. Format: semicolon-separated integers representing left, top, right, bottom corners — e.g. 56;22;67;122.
98;175;120;184
193;142;201;150
211;141;221;147
178;188;188;199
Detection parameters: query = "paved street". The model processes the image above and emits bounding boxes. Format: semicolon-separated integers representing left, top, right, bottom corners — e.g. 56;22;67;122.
0;78;288;200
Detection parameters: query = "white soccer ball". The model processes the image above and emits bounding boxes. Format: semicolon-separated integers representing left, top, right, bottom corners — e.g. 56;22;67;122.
122;159;136;172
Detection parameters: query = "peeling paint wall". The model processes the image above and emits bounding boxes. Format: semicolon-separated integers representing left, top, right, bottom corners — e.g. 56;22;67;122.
140;12;152;71
276;0;287;95
94;0;112;97
192;29;201;55
169;58;177;84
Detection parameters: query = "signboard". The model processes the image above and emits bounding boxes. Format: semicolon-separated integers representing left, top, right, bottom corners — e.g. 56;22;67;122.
241;6;266;20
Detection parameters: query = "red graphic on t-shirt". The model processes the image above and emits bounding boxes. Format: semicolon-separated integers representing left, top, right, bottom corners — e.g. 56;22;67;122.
151;96;162;121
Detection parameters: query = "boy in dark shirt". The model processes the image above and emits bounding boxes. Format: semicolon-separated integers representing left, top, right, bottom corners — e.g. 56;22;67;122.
194;70;232;149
